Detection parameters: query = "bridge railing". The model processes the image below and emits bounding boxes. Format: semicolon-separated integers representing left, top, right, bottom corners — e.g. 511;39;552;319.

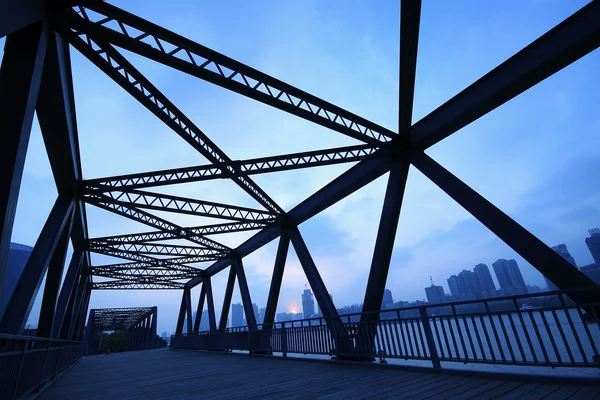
172;288;600;370
0;334;84;399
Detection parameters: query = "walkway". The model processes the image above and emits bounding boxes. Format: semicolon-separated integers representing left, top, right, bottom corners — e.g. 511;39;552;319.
41;349;600;399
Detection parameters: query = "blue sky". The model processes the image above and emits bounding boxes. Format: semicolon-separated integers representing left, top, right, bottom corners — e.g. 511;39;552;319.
3;0;599;334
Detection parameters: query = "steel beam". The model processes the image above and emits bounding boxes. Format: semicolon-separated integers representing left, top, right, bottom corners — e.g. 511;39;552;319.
67;263;88;339
91;242;225;257
85;145;381;191
67;3;396;144
361;160;410;319
93;280;185;290
204;277;217;331
74;280;92;340
262;234;290;329
37;208;75;337
185;287;193;334
86;195;230;251
85;189;276;222
56;251;84;338
219;265;236;330
233;258;256;330
398;0;421;142
188;155;392;285
175;289;186;335
89;221;268;246
0;22;47;309
411;152;598;305
0;196;74;333
0;0;44;38
64;28;282;214
193;282;206;333
411;1;600;150
36;31;82;197
288;227;338;320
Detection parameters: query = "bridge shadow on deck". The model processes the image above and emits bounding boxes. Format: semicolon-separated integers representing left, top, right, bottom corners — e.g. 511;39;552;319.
40;349;600;399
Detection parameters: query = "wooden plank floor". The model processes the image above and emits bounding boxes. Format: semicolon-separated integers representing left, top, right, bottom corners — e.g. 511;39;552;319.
40;349;600;399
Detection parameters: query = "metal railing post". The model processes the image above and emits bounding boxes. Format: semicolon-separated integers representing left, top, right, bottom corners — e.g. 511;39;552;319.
281;323;287;358
419;307;441;369
53;341;63;378
38;340;52;391
12;339;29;399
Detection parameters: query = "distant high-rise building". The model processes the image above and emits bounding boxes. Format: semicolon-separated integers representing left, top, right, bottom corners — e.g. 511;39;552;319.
447;275;461;298
252;303;259;322
382;289;394;307
425;279;446;305
474;263;496;296
545;244;577;290
162;331;168;338
492;259;527;295
302;289;315;318
552;244;577;267
199;310;210;331
259;307;266;324
231;303;244;327
581;264;600;285
585;229;600;267
0;243;33;317
458;270;482;298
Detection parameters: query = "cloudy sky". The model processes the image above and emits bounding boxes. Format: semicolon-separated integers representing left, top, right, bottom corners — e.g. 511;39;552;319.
4;0;599;334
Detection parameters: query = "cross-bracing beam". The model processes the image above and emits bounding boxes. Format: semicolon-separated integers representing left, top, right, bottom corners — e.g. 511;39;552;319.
84;189;276;222
85;145;382;191
89;221;269;246
94;279;185;290
63;24;283;214
86;195;230;251
410;0;600;150
90;242;225;257
65;3;395;145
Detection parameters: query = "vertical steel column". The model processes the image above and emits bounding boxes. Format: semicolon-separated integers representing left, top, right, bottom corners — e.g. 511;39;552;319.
219;265;236;330
204;277;217;331
0;196;74;333
361;160;409;319
233;258;257;330
74;280;91;341
193;283;206;333
67;264;88;339
175;290;186;335
411;152;599;306
263;234;290;330
143;317;150;348
185;288;193;334
84;312;95;355
37;208;74;337
151;307;158;347
52;250;84;338
0;22;47;308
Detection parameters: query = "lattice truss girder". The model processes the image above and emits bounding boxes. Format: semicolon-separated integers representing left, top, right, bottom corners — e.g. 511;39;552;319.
90;307;155;330
65;3;396;145
10;0;593;295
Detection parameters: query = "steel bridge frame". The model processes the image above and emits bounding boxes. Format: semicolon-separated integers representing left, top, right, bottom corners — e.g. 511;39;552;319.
85;306;158;353
0;0;599;351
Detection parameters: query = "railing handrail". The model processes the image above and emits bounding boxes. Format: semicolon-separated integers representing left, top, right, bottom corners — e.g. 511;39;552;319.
178;287;600;336
0;333;83;345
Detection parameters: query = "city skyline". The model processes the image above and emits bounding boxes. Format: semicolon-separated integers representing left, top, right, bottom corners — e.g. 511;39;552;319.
4;0;599;335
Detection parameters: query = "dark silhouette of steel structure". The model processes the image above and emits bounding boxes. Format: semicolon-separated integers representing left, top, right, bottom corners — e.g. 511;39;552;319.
0;0;599;351
85;307;158;353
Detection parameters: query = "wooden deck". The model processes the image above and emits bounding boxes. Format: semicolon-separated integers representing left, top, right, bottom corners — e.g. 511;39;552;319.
40;349;600;399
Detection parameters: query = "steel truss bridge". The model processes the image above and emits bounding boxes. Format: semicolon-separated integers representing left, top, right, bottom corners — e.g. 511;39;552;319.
1;0;600;397
85;307;159;354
